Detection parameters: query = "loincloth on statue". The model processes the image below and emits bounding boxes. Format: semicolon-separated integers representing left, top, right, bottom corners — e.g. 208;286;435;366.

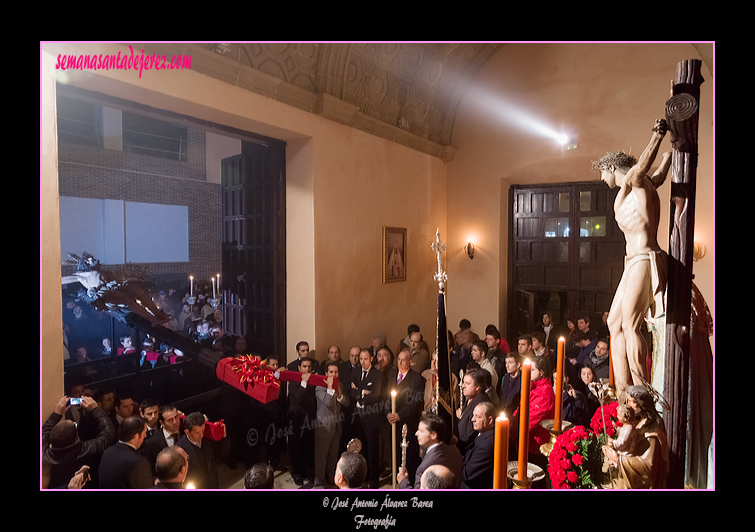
623;250;667;324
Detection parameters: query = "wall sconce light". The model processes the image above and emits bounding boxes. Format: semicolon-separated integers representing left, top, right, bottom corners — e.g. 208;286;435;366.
693;242;707;262
464;241;475;260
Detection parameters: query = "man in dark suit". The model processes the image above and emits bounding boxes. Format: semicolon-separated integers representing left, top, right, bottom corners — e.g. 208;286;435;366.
286;357;316;485
351;348;384;488
317;345;344;375
108;391;136;437
500;353;522;420
176;411;230;489
153;446;188;489
141;404;183;475
98;415;154;489
398;413;462;489
339;346;361;451
455;367;492;456
138;397;161;439
461;401;496;489
286;341;319;374
384;347;425;487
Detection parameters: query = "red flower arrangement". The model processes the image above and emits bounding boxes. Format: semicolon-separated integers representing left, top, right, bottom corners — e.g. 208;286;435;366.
548;425;606;489
590;401;622;442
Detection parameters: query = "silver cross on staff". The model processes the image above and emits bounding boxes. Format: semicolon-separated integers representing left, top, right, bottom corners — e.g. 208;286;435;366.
431;228;448;291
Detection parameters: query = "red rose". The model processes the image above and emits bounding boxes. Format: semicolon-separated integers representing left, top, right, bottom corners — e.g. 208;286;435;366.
572;453;584;466
567;471;578;483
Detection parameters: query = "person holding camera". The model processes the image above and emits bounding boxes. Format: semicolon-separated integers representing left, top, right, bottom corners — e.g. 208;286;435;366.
42;395;115;489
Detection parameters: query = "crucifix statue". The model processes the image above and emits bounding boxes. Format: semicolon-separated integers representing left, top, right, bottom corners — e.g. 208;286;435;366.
592;120;672;399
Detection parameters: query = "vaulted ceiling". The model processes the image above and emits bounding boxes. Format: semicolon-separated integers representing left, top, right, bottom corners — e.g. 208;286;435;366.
138;42;503;161
136;43;712;162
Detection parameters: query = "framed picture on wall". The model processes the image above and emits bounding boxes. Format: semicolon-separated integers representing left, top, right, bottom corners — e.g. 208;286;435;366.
382;226;407;283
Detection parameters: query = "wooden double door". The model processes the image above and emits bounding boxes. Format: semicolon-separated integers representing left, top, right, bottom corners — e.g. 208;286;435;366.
508;181;624;340
221;139;286;359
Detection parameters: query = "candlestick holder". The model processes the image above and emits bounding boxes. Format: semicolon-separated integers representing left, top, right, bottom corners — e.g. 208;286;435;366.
604;385;617;403
209;298;220;309
538;419;574;457
186;296;196;306
506;461;544;489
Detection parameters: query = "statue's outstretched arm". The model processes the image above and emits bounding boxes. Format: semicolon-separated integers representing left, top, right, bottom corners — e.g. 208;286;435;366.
650;151;672;188
626;119;667;187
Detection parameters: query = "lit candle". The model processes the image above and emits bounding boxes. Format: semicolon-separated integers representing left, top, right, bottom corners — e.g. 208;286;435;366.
189;276;193;296
493;413;509;489
216;273;221;294
391;390;397;489
212;276;216;298
518;358;532;484
554;337;565;432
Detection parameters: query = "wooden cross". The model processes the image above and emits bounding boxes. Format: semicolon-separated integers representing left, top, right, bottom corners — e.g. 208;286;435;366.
663;59;703;489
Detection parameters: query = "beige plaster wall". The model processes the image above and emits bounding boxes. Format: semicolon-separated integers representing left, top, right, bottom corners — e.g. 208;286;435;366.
41;49;65;417
311;126;447;357
448;43;714;344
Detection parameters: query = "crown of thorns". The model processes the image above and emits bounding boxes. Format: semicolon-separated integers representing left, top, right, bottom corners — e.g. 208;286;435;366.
591;151;637;172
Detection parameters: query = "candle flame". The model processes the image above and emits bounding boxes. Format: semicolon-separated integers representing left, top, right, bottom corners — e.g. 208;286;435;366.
391;390;396;396
186;483;195;489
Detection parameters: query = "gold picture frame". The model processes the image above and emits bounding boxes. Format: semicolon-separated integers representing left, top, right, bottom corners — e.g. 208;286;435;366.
382;226;407;283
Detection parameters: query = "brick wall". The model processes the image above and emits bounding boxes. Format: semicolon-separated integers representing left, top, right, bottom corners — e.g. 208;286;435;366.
57;127;222;286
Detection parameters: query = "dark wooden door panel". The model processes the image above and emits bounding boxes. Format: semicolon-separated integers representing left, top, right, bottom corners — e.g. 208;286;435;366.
221;141;286;359
508;182;622;339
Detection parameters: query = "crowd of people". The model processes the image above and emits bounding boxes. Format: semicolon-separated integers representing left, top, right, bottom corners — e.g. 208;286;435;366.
47;296;615;489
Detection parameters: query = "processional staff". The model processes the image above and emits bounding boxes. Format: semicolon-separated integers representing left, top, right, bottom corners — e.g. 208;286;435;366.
431;229;454;435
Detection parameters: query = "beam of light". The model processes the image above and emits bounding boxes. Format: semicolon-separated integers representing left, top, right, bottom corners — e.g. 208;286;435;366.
466;87;573;145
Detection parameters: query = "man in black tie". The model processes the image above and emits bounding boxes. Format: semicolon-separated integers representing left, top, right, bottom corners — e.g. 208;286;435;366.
139;398;160;439
141;404;183;475
350;348;384;488
384;348;425;486
340;346;361;451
